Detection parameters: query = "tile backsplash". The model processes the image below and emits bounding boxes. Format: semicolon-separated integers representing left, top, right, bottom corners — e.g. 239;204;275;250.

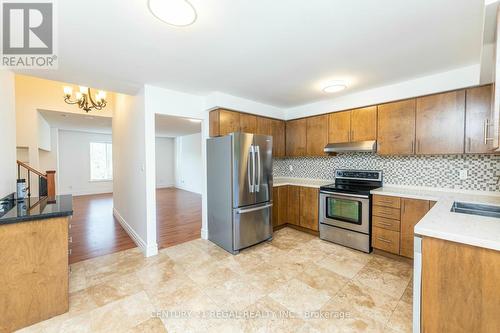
273;154;500;192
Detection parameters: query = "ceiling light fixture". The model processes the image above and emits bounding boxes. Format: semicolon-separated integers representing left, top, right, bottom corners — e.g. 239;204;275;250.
148;0;197;27
322;81;347;93
63;86;107;113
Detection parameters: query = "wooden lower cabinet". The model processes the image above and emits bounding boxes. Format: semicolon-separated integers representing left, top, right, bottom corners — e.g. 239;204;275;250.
272;186;288;227
299;187;319;231
287;186;301;226
272;185;318;232
422;237;500;332
400;198;430;258
372;195;431;258
0;217;69;333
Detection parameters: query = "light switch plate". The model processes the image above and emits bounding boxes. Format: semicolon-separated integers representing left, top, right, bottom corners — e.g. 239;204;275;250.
459;169;468;180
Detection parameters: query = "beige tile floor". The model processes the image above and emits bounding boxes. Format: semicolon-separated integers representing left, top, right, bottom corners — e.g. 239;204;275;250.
17;227;413;333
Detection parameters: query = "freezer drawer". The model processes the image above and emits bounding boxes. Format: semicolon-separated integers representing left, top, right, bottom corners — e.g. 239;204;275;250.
233;202;273;251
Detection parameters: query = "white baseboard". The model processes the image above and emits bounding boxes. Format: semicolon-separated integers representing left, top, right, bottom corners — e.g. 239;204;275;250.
113;208;158;257
200;228;208;240
174;184;202;195
156;183;174;189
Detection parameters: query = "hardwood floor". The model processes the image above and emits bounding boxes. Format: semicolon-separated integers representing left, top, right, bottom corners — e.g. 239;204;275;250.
70;188;202;264
156;187;202;249
70;193;136;264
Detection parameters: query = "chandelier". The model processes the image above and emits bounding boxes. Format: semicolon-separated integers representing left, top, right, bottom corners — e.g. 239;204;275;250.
63;86;107;113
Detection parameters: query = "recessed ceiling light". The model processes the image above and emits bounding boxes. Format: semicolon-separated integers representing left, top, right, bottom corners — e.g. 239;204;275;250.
148;0;197;27
323;81;347;93
188;118;201;123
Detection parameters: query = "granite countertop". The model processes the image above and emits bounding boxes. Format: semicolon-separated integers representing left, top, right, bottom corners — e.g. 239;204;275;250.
0;194;73;225
371;186;500;251
274;177;333;188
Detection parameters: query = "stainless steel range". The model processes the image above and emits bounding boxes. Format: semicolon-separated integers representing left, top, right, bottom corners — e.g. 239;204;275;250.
319;170;383;253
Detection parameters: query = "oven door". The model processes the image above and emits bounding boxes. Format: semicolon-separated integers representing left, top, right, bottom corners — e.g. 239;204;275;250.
319;191;370;234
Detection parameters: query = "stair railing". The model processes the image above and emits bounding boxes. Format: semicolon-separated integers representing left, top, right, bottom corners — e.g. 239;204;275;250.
16;160;56;198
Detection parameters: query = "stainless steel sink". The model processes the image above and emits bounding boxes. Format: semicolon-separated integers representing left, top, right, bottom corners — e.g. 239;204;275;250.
451;202;500;218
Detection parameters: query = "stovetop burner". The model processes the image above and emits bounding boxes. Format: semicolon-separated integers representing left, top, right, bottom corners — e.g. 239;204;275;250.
320;169;383;195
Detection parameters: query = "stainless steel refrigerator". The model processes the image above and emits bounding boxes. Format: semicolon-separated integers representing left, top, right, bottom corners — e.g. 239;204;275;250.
207;132;273;254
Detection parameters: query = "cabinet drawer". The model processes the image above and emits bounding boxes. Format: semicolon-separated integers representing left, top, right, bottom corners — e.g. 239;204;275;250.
372;227;400;254
372;216;400;232
373;205;400;220
373;195;401;209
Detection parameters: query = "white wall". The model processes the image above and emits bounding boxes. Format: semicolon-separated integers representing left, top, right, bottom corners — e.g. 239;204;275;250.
39;128;59;193
155;137;175;188
175;133;202;194
0;70;16;198
58;130;113;196
113;91;157;257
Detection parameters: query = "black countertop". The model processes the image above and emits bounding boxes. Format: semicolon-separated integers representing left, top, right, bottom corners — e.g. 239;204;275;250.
0;194;73;225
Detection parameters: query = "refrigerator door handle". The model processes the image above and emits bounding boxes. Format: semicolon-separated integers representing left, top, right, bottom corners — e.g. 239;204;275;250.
247;145;254;193
251;145;256;194
236;203;273;214
255;145;261;192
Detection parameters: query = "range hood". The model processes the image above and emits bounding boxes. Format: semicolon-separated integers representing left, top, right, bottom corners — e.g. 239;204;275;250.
324;140;377;153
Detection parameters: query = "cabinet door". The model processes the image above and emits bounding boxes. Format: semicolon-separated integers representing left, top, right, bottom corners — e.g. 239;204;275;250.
240;113;257;133
351;106;377;142
277;186;288;226
219;110;240;136
256;117;272;136
400;198;429;258
377;99;416;155
287;186;300;226
209;110;220;137
416;90;465;154
299;187;319;231
328;111;351;143
286;119;307;157
306;115;329;156
465;85;494;154
271;119;286;158
272;187;280;227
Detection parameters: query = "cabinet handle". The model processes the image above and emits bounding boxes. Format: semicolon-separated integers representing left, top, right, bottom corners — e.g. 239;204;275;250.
417;140;421;153
68;249;72;256
484;119;494;145
377;237;392;244
467;137;471;152
69;236;73;243
411;141;415;154
351;130;354;141
402;201;405;214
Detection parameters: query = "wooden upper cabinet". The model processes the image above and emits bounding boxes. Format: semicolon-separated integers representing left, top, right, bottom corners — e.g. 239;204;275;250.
299;187;319;231
328;111;351;143
271;119;286;158
219;109;241;136
209;110;220;137
400;198;430;258
286;118;307;157
256;117;272;136
306;115;329;156
416;90;465;154
351;106;377;142
287;186;300;226
377;99;416;155
465;85;494;154
239;113;257;133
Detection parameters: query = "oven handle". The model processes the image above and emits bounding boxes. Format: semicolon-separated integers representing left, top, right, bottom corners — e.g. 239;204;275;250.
320;191;369;199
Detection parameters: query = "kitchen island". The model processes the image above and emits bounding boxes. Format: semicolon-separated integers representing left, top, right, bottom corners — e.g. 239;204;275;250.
0;194;73;333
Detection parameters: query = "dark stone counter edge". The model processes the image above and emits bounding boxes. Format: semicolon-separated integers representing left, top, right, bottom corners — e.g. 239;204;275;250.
0;210;74;225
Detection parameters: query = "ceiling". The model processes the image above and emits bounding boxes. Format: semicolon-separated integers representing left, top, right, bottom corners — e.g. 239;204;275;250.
21;0;485;108
155;114;201;137
39;109;112;134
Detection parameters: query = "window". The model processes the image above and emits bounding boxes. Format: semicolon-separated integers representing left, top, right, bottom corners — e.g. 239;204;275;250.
90;142;113;181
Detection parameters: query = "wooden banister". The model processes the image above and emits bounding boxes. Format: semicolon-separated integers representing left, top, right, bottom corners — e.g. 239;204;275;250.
16;161;56;198
16;160;47;179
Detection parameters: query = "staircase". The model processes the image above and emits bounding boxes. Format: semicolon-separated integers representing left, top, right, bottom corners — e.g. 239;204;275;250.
16;160;56;198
